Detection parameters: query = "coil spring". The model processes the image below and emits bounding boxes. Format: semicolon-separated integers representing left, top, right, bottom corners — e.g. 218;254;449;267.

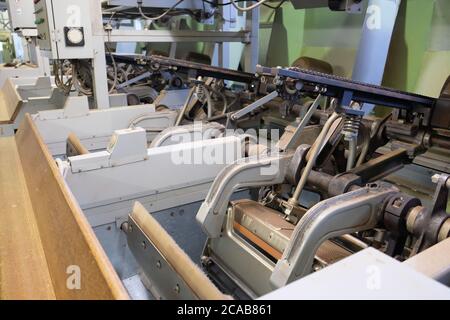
195;84;207;102
343;115;362;138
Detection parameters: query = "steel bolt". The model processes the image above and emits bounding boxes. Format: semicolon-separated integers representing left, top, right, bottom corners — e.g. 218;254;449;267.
432;174;441;184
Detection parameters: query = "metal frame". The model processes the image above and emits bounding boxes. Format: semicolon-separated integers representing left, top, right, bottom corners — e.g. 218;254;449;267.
0;0;50;87
61;133;248;227
104;29;251;43
97;1;260;108
33;101;178;156
257;65;436;112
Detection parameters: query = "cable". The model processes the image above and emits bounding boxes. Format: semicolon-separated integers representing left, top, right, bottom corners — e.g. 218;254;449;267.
257;0;286;10
137;0;185;21
72;61;93;96
105;45;118;94
230;0;269;12
202;0;286;10
53;61;73;95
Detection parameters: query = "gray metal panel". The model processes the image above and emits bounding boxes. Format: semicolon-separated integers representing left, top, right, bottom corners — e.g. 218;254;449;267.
35;0;94;59
106;0;210;10
405;238;450;286
260;248;450;300
127;216;200;300
7;0;36;30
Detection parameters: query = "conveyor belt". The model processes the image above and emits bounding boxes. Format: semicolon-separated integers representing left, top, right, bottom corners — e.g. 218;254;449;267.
109;54;258;84
257;65;436;110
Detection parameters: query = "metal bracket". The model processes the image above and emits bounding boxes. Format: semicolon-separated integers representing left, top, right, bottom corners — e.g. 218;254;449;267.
197;153;293;238
270;182;399;288
231;91;279;121
127;216;199;300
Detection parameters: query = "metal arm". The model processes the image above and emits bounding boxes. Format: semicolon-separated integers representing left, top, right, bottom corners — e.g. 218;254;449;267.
230;91;279;121
270;182;399;289
196;153;293;238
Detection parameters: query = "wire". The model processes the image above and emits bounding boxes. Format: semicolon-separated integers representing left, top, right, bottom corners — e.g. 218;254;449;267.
261;0;286;10
53;61;73;95
105;45;119;94
108;1;285;24
221;0;269;12
72;61;93;96
137;0;185;21
202;0;286;10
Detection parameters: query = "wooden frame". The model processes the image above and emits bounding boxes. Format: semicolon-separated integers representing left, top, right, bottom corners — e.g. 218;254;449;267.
0;114;129;299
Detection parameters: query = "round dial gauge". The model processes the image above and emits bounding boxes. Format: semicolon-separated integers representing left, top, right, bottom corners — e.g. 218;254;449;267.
67;28;84;45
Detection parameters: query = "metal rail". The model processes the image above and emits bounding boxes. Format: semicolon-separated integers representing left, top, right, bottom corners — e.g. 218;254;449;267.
257;65;436;111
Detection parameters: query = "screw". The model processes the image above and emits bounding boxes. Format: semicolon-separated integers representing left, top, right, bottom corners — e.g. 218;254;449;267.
393;197;404;208
432;174;441;184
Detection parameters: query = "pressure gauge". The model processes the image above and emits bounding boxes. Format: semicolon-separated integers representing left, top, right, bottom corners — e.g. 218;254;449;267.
64;27;85;47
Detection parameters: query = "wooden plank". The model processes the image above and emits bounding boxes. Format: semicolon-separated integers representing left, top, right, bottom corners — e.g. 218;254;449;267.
0;79;22;124
15;114;129;300
0;137;55;300
67;132;90;156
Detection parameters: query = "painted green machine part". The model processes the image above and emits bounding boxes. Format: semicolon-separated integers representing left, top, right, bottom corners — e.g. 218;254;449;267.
134;1;448;100
0;30;14;64
260;0;448;99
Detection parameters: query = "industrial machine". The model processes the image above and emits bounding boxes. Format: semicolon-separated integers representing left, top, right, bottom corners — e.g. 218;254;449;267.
53;122;255;282
0;0;449;302
116;63;450;299
1;0;262;146
0;0;50;87
28;0;259;109
24;1;450;298
30;55;266;157
0;0;254;145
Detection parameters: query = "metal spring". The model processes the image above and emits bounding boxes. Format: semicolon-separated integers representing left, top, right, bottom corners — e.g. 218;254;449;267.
343;115;362;137
195;84;207;102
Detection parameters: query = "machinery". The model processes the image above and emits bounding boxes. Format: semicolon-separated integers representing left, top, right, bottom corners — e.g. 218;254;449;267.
22;7;450;297
0;1;263;300
31;55;265;157
30;6;269;284
53;122;255;281
1;0;263;146
1;0;262;151
0;0;449;302
190;67;450;298
0;0;50;87
115;63;450;299
28;0;259;109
